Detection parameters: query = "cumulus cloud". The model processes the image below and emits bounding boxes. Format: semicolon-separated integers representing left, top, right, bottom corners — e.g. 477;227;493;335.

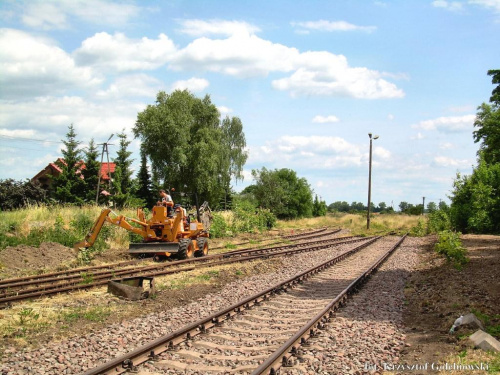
469;0;500;13
432;0;464;11
312;115;340;123
218;106;233;115
247;135;391;170
20;0;140;30
0;96;143;138
170;32;298;78
171;77;210;92
291;20;377;34
0;28;101;99
412;114;475;132
96;74;164;99
434;156;472;168
272;51;404;99
177;19;261;37
74;32;177;72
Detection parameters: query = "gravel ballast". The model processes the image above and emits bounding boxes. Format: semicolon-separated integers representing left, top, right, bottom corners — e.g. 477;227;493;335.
0;236;422;374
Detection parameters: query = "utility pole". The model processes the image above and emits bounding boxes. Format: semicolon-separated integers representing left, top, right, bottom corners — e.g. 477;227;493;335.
95;134;114;205
367;133;379;229
422;196;425;215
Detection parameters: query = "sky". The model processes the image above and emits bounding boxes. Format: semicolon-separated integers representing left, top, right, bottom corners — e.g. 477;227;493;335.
1;0;499;210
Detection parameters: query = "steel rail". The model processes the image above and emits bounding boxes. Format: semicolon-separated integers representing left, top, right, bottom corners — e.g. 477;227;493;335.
81;236;381;375
0;236;371;305
252;234;407;375
0;234;358;294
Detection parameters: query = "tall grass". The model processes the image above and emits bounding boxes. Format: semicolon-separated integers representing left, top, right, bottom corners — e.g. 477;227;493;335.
277;213;421;236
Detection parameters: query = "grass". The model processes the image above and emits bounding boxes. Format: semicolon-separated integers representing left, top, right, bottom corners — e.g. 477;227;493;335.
276;212;422;236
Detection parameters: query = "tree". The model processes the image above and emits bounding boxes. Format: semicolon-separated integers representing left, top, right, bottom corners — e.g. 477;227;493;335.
134;90;247;206
112;130;134;207
312;195;327;217
114;129;134;196
399;201;410;213
135;148;153;207
473;70;500;165
427;201;437;213
81;138;100;203
377;202;387;212
450;70;500;234
0;179;46;210
52;124;85;204
251;167;313;219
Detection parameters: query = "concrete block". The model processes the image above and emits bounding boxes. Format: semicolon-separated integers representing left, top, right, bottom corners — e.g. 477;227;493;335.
469;330;500;352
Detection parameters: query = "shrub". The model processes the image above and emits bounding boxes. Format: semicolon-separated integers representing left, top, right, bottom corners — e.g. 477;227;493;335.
435;230;469;269
427;210;451;233
410;219;427;237
209;213;229;238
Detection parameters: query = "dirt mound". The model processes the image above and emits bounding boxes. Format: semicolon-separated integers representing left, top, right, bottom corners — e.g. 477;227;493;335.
0;242;78;276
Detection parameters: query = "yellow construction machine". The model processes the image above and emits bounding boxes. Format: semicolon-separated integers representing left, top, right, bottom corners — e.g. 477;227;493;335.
75;201;212;259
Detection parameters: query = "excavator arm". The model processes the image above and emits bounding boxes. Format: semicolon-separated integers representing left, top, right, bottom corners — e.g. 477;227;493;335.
74;208;147;250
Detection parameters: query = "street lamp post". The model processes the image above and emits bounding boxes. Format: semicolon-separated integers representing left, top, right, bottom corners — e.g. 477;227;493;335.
367;133;379;230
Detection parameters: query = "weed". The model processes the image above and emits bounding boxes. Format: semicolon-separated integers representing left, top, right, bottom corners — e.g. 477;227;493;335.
224;243;237;249
435;230;469;269
235;270;243;276
80;272;94;284
410;219;427;237
16;307;39;326
61;307;111;323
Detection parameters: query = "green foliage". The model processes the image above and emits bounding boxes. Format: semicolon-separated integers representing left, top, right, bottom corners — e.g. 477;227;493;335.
52;124;86;204
435;230;469;269
134;148;154;207
251;167;313;219
0;179;47;210
410;219;427;237
312;195;327;217
16;307;39;326
450;160;500;233
427;209;451;233
209;213;229;238
81;139;100;203
134;90;247;206
61;307;111;323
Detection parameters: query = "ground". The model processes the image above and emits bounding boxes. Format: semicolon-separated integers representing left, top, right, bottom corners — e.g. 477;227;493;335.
401;234;500;374
0;232;499;373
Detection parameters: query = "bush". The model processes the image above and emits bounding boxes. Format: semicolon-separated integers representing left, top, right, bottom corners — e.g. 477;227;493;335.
435;230;469;269
427;210;451;233
209;213;229;238
410;219;427;237
0;179;47;210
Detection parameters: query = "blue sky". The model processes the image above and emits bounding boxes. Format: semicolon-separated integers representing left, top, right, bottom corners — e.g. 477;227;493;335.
1;0;499;209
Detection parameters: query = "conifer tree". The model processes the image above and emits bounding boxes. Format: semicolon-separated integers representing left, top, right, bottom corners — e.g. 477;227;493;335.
52;124;85;204
136;148;153;206
82;138;100;203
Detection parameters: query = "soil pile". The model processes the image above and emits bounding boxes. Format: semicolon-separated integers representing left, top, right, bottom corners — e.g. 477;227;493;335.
0;242;78;276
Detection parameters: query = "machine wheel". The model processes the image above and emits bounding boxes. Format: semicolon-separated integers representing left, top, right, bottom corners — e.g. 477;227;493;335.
195;237;209;257
177;239;195;260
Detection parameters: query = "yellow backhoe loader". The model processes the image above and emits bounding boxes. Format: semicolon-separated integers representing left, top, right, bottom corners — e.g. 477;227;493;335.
75;201;212;259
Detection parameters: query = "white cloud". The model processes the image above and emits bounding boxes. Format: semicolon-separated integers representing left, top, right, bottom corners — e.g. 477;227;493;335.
21;0;140;30
96;74;164;99
434;156;472;168
248;135;391;170
432;1;464;11
469;0;500;13
177;19;260;37
312;115;340;123
412;114;475;132
272;51;405;99
171;32;298;78
291;20;377;33
218;106;233;115
171;77;210;92
74;32;177;72
411;132;425;140
388;114;395;120
0;28;101;99
439;142;454;149
0;96;143;139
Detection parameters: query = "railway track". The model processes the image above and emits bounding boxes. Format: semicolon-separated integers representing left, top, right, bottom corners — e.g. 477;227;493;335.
82;235;406;375
0;230;356;305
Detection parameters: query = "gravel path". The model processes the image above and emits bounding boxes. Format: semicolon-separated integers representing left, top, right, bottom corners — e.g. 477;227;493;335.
0;236;375;375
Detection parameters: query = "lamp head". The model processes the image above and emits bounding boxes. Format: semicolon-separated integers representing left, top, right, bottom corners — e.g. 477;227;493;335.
368;132;372;138
374;135;379;140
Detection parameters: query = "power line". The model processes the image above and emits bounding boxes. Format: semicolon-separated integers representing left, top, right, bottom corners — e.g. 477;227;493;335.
0;144;52;152
0;134;62;144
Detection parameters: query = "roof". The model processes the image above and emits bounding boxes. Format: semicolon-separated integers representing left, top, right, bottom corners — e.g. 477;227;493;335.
32;160;117;182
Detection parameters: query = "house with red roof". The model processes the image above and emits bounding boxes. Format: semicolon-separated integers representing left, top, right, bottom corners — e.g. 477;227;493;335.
32;159;116;191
